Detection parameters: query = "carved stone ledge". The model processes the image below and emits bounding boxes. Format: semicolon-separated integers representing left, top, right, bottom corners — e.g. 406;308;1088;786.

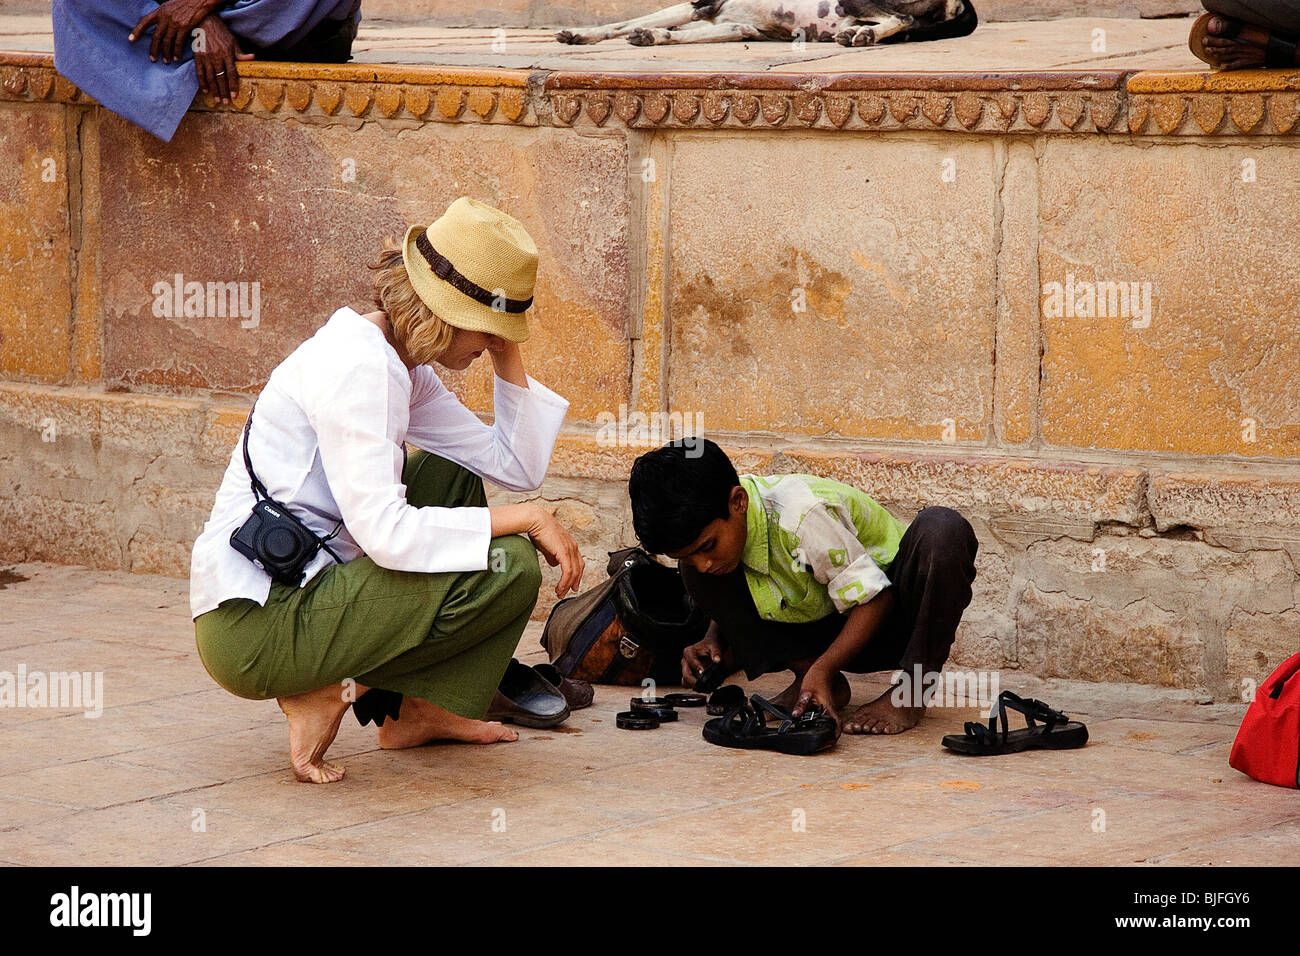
199;78;536;125
1126;69;1300;135
6;53;1300;138
1128;90;1300;135
543;85;1125;133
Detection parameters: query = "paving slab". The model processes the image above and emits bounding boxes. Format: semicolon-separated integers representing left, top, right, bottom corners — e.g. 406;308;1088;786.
0;562;1291;867
0;15;1203;75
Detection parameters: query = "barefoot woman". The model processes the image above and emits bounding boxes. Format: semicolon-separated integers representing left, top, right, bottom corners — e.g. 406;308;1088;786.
190;197;584;782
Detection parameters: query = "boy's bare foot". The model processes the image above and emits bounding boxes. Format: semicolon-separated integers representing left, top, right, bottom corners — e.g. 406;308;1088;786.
844;687;924;734
277;682;361;784
377;695;519;749
771;670;851;711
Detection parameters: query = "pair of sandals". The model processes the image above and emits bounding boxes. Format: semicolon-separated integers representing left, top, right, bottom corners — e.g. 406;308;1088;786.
1189;12;1299;70
704;688;1087;757
703;692;839;755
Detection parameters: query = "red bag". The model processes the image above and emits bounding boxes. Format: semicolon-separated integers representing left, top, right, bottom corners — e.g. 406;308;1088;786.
1229;650;1300;788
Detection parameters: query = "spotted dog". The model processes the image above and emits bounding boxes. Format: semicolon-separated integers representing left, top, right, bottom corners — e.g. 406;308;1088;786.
555;0;977;47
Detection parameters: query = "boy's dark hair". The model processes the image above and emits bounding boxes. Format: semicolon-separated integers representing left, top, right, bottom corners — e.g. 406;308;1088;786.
629;439;739;555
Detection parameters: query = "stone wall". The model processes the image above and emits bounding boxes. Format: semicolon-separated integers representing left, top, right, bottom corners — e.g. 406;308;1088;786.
2;56;1299;702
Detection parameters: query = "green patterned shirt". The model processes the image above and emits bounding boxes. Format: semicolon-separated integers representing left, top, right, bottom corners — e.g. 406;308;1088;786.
739;473;908;623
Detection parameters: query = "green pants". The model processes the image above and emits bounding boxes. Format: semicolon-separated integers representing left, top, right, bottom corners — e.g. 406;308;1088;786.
193;450;541;719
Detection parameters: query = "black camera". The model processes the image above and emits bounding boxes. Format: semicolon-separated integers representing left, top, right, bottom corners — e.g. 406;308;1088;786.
229;402;342;587
230;499;326;587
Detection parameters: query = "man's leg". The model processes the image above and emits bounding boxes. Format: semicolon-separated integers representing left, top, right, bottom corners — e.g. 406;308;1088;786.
1203;0;1300;35
844;506;978;734
236;11;360;62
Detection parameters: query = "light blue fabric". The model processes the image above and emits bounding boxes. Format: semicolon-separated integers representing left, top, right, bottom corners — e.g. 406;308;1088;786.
52;0;362;142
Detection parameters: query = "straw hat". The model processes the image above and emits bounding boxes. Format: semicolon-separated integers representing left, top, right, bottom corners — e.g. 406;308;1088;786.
401;197;538;343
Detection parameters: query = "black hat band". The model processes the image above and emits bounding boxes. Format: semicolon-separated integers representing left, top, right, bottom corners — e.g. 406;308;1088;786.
415;230;533;314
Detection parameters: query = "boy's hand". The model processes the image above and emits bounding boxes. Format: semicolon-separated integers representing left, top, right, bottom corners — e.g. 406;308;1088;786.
792;662;841;732
681;629;724;688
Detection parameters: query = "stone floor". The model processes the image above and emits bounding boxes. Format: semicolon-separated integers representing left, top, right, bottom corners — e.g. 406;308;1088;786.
1;14;1204;74
0;561;1294;866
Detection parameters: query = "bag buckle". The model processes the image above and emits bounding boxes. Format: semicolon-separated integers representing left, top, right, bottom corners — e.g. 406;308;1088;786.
617;634;640;659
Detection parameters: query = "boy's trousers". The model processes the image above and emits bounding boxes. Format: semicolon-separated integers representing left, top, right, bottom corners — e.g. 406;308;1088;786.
680;506;978;681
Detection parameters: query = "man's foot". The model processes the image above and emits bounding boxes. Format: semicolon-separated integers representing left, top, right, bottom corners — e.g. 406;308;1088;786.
844;687;924;734
1202;15;1300;70
377;695;519;749
770;670;851;711
277;682;359;784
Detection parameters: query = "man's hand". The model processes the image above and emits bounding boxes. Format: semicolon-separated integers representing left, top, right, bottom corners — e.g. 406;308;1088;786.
191;14;254;104
792;661;841;733
524;504;585;599
129;0;220;64
681;627;725;688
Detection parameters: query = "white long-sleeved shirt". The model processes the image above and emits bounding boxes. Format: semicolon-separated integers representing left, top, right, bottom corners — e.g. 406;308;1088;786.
189;306;570;619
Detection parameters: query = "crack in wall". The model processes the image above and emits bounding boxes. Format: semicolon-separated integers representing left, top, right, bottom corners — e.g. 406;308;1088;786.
64;107;85;386
990;137;1006;447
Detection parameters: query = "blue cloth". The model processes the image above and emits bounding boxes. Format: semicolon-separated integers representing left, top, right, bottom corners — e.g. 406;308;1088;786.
53;0;362;142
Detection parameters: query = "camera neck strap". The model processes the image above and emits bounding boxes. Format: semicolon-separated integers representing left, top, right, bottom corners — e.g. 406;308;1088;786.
241;401;344;563
241;403;272;503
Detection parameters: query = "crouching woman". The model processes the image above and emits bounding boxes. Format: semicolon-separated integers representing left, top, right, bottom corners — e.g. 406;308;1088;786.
189;197;584;783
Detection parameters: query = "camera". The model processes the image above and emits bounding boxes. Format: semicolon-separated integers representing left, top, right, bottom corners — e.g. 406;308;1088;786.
229;401;343;586
230;499;326;587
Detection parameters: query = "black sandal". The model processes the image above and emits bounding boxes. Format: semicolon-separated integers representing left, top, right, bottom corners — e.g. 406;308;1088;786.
941;691;1087;755
706;684;745;715
702;694;837;755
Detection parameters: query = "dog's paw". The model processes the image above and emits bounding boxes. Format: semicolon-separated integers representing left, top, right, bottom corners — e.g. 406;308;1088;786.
845;25;877;46
628;27;669;45
555;29;598;44
834;28;855;45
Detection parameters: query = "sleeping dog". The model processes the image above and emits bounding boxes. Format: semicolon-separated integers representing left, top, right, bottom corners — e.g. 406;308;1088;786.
555;0;977;46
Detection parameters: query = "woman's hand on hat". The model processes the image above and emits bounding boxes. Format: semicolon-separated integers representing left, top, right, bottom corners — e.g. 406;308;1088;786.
487;337;526;388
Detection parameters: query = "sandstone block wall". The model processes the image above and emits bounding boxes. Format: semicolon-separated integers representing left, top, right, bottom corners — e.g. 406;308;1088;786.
2;57;1298;701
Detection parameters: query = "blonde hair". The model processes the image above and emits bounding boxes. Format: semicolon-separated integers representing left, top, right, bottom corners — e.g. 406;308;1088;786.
369;243;456;365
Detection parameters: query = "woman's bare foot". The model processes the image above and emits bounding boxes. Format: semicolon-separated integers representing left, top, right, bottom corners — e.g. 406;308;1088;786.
844;687;924;734
377;695;519;749
1203;15;1300;70
277;682;362;784
770;669;852;711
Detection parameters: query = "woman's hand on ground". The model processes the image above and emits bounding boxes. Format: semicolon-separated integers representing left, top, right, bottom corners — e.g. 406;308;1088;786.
681;629;724;687
192;14;254;103
129;0;220;64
